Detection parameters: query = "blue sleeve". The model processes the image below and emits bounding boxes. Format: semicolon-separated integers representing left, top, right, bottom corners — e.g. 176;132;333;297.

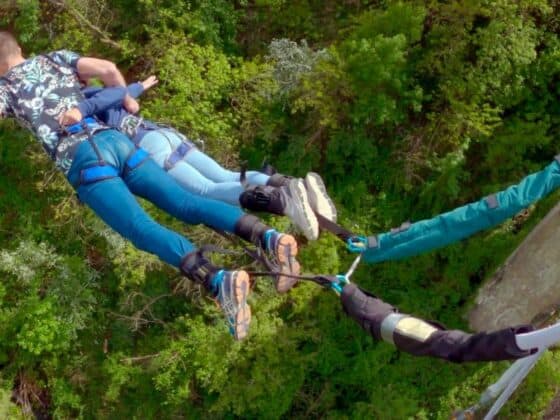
127;82;145;99
82;86;103;98
47;50;81;70
77;87;128;118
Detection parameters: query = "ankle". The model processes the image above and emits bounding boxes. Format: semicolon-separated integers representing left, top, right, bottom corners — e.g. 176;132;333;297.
263;229;281;252
266;173;292;187
234;214;271;246
180;251;219;294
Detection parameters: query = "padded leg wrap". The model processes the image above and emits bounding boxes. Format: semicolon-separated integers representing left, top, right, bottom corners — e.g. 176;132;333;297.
266;173;292;187
234;214;270;247
341;284;535;362
239;185;286;215
180;251;219;293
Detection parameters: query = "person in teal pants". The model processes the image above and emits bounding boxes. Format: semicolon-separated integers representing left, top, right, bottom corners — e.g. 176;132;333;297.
355;158;560;262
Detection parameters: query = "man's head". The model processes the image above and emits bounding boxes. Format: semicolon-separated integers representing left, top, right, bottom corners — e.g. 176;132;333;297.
0;32;23;74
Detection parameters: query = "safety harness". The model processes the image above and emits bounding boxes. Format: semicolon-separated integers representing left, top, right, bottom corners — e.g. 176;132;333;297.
120;115;196;172
58;116;150;188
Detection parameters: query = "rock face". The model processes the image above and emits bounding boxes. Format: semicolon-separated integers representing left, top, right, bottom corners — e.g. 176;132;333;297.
468;202;560;332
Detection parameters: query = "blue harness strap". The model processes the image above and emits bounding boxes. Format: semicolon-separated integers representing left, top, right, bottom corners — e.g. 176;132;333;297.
66;117;98;134
78;164;119;187
164;142;195;171
125;148;150;172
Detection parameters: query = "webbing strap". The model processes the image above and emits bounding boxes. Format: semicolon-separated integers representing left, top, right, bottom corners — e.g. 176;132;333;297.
210;229;349;288
164;142;194;171
390;221;411;234
367;236;378;248
485;193;499;209
315;213;356;242
239;165;250;189
79;165;119;186
66;117;98;135
126;148;149;171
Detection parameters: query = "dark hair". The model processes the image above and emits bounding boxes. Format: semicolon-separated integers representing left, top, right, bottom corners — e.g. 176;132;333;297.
0;32;20;62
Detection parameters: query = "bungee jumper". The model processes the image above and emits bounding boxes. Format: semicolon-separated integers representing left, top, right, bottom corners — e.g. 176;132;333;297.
0;32;312;341
66;77;337;241
334;156;560;261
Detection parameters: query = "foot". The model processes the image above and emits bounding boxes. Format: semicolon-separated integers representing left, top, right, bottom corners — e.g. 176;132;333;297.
213;270;252;340
264;231;301;293
304;172;337;222
281;178;319;240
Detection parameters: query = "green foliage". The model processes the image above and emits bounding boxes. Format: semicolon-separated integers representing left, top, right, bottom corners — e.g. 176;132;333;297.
147;36;239;157
0;383;25;419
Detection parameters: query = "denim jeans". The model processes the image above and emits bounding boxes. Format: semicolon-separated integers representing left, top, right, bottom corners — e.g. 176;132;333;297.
66;129;245;267
139;129;270;205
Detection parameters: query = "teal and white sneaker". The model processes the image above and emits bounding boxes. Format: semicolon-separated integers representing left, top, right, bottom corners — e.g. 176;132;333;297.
304;172;337;222
212;270;252;340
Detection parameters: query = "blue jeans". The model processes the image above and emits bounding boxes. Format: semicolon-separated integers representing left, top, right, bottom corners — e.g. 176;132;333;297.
67;129;245;268
139;129;270;205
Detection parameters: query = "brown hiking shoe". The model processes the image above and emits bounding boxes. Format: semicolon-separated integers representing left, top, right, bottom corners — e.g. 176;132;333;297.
271;233;300;293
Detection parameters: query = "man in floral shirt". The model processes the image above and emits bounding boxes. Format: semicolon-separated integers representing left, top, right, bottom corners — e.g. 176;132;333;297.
0;32;302;340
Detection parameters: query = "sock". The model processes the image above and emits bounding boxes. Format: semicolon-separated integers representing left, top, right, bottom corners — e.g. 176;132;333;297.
210;270;225;296
263;229;281;252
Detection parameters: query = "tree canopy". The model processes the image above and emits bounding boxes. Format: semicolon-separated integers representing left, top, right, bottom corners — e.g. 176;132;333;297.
0;0;559;418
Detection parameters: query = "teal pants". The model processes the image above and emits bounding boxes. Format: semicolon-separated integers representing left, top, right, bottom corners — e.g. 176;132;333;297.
363;158;560;263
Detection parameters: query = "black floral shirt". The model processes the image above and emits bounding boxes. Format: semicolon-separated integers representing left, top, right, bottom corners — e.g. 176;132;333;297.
0;50;106;175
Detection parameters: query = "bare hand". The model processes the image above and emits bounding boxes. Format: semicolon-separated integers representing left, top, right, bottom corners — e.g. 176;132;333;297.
141;75;159;91
123;95;140;114
58;108;83;126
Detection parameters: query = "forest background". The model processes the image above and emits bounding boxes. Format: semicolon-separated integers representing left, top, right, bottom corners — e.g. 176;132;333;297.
0;0;559;418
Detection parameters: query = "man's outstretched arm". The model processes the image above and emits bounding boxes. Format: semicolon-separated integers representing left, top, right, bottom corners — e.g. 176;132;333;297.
76;57;139;113
59;76;159;126
59;86;128;126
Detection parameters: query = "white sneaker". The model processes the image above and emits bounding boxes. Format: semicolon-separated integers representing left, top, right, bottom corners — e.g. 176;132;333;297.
281;178;319;240
304;172;337;222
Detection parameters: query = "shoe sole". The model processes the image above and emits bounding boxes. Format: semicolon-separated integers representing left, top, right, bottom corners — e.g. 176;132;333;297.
288;179;319;241
305;172;337;222
275;234;301;293
231;271;251;341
